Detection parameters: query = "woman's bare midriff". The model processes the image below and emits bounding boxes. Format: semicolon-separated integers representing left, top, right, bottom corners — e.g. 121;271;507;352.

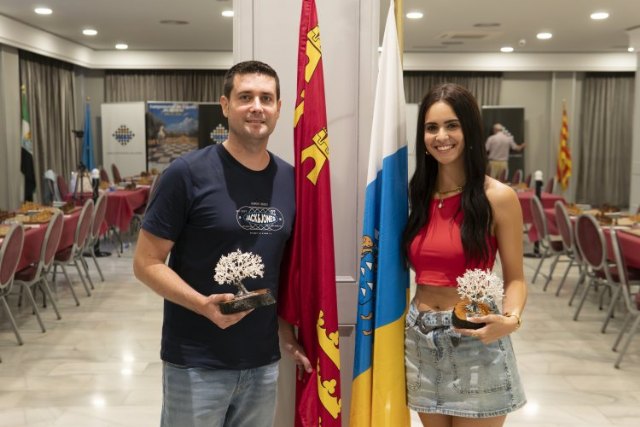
414;284;461;312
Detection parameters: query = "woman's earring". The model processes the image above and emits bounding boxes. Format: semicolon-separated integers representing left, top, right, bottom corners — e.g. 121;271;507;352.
425;150;430;156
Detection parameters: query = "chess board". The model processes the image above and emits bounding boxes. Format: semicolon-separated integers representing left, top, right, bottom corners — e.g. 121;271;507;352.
147;138;198;171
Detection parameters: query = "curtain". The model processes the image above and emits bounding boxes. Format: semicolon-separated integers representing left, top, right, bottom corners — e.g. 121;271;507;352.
19;51;78;203
403;71;502;106
105;70;227;102
576;73;634;208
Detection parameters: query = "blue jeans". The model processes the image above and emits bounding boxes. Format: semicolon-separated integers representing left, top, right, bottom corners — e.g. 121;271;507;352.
161;361;279;427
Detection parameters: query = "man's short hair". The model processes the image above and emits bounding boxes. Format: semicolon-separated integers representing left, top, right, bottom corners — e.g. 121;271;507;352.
223;60;280;100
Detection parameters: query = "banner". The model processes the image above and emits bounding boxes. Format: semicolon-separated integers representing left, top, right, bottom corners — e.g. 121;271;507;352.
101;102;146;178
350;1;410;425
556;103;572;191
278;0;341;426
81;102;95;171
146;102;199;172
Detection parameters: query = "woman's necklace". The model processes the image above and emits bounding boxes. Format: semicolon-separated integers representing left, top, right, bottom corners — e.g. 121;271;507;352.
435;185;463;208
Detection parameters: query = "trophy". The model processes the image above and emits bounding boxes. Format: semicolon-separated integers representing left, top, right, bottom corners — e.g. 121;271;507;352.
452;269;504;330
213;249;276;314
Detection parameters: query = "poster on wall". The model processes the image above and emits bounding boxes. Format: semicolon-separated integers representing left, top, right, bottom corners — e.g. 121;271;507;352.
146;102;199;172
198;103;228;148
101;102;146;179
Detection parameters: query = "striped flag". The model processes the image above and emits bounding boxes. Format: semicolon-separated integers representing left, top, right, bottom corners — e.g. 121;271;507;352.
277;1;341;426
556;103;572;191
350;1;410;426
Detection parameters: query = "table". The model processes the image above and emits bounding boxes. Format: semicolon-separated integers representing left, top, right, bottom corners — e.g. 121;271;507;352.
104;187;149;231
517;189;565;242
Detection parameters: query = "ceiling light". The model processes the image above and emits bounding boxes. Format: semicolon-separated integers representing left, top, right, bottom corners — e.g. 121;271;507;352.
406;12;424;20
500;46;514;53
82;29;98;36
159;20;189;25
221;10;234;18
34;7;52;15
536;32;553;40
590;12;609;20
115;43;128;50
629;47;635;52
474;23;500;28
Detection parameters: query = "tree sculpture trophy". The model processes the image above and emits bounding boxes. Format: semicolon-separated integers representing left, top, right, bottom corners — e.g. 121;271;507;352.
214;249;275;314
452;269;504;330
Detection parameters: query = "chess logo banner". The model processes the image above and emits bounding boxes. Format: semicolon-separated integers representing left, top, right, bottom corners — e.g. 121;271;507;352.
112;125;135;146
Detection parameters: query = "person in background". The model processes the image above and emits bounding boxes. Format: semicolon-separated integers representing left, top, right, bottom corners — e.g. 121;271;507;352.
403;83;527;426
485;123;526;180
133;60;311;427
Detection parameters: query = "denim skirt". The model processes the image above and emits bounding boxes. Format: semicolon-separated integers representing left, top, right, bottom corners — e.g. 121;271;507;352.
405;302;526;418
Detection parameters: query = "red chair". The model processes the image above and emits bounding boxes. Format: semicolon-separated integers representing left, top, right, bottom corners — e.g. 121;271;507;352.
524;173;532;188
99;167;110;183
497;169;507;183
0;223;26;347
52;199;95;302
511;169;523;185
572;214;616;321
57;175;70;201
610;229;640;368
544;177;555;194
14;211;64;332
84;193;108;282
530;195;564;289
111;164;122;184
553;201;584;297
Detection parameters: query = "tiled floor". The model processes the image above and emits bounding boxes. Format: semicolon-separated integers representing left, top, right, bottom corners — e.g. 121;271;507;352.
1;240;640;426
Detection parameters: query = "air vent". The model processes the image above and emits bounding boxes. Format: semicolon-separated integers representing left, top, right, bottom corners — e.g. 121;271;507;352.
437;31;501;40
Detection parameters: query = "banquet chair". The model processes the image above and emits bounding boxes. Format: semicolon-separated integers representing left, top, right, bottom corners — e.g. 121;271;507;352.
497;169;507;183
57;175;70;201
43;170;62;204
0;223;26;346
130;173;161;236
84;193;108;282
610;229;640;368
52;199;95;302
552;201;584;297
14;211;63;332
99;167;110;183
544;177;555;194
572;214;616;321
111;163;122;184
530;195;565;288
524;173;532;188
511;169;523;185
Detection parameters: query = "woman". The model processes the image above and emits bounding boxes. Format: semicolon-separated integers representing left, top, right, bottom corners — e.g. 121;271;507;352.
403;83;527;426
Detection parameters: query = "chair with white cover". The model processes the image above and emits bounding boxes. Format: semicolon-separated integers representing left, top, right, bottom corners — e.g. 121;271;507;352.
572;214;616;321
14;211;63;332
52;199;95;301
0;223;25;347
84;193;108;282
610;229;640;368
530;195;565;288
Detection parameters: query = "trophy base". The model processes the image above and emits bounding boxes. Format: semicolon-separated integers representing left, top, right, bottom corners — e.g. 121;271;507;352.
219;289;276;314
451;300;491;330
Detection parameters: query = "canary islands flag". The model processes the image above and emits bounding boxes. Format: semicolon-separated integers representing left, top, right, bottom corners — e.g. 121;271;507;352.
350;1;410;426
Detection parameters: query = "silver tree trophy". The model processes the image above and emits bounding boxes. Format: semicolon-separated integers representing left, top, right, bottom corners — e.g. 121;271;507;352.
214;249;275;314
452;269;504;330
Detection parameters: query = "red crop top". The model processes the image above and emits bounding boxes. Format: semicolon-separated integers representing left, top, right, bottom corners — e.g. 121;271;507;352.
408;193;497;287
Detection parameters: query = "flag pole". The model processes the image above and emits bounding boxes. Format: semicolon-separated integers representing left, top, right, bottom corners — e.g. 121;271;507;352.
394;0;404;64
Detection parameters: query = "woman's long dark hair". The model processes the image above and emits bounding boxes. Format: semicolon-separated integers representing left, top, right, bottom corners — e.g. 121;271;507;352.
402;83;493;265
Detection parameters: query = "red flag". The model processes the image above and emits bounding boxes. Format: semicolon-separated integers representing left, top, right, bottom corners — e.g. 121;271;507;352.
277;1;341;426
556;103;572;191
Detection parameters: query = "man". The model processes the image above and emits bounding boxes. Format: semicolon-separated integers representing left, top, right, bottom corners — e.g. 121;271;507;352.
133;61;311;427
485;123;526;180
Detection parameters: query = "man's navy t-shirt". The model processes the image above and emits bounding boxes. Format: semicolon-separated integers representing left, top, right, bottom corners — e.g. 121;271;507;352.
142;143;295;369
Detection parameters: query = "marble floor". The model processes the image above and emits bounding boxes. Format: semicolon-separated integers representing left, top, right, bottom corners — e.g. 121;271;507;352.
1;240;640;426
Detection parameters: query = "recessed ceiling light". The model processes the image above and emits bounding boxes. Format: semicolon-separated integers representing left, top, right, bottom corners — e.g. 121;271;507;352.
115;43;128;50
221;10;234;18
536;32;553;40
590;11;609;20
500;46;514;53
82;29;98;36
406;11;424;20
474;22;501;28
629;47;635;52
34;7;52;15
